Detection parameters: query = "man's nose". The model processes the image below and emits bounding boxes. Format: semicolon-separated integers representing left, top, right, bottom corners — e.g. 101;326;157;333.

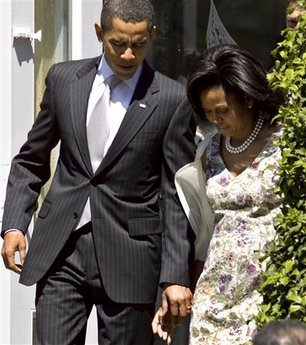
121;48;135;60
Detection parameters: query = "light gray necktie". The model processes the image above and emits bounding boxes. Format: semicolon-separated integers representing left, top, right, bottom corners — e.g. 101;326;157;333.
76;75;120;229
87;74;120;173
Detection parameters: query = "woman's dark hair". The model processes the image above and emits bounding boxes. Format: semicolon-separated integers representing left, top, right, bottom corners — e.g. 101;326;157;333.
187;44;284;121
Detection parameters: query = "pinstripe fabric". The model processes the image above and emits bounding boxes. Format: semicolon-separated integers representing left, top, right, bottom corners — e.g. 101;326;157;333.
1;57;196;306
35;224;154;345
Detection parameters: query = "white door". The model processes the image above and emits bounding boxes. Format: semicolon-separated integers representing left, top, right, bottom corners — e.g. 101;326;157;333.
1;1;36;343
0;1;102;344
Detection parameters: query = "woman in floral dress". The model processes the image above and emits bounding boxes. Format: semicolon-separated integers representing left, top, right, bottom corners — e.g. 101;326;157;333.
188;129;282;345
186;44;284;345
152;44;284;345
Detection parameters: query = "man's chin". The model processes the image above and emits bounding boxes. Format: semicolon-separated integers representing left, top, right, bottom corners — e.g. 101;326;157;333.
115;66;137;80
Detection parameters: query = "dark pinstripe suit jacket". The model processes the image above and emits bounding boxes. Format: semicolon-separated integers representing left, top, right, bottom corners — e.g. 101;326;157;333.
1;56;196;304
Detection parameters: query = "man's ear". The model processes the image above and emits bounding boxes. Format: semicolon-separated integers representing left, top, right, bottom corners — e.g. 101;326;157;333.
94;23;103;42
150;25;157;38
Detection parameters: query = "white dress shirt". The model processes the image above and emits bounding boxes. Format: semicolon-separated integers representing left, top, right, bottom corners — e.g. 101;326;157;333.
87;55;141;158
76;55;142;229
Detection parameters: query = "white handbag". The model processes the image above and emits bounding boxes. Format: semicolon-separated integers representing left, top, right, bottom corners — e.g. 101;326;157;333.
175;128;217;261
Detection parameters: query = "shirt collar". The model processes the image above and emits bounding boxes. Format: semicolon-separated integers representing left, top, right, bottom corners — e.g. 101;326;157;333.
97;54;142;92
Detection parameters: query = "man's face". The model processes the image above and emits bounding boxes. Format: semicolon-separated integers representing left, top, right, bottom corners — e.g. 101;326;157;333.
95;17;156;80
287;1;305;28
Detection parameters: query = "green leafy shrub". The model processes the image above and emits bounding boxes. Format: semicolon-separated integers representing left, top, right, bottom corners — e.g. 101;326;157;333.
256;0;306;328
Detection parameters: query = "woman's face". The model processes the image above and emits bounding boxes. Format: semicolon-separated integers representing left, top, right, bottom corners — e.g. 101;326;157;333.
200;85;251;139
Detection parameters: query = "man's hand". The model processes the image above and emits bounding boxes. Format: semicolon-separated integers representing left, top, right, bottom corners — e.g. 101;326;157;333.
1;230;26;274
152;284;193;344
161;284;193;318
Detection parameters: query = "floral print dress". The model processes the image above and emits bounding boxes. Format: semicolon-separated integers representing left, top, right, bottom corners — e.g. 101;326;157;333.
189;130;282;345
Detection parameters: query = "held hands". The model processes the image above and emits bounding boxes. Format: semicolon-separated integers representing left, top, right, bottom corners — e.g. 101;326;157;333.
1;230;26;274
152;284;193;344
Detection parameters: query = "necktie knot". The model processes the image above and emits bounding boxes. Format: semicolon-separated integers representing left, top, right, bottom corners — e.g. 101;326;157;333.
105;74;121;92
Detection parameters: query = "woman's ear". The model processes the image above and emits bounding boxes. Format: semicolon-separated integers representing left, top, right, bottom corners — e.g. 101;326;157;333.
245;97;254;109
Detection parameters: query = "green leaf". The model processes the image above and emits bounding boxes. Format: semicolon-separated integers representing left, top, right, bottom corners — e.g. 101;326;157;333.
256;1;306;327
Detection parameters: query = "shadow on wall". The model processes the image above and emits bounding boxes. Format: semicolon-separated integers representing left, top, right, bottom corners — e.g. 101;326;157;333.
13;38;34;65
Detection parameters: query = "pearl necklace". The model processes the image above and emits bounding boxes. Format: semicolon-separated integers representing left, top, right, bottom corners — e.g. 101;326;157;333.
225;115;264;154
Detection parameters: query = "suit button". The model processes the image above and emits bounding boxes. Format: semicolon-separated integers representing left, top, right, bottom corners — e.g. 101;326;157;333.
73;212;78;219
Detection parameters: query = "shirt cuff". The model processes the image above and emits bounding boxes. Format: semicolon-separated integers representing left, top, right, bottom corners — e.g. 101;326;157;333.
3;229;24;236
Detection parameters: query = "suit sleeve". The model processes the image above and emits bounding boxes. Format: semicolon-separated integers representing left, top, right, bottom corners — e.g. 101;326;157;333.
159;97;196;287
1;65;60;236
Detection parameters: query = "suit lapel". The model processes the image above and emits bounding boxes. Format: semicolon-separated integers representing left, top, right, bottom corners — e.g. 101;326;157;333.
70;56;100;175
95;62;159;175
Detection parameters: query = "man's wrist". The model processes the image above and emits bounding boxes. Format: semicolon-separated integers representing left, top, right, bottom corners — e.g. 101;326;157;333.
3;229;24;236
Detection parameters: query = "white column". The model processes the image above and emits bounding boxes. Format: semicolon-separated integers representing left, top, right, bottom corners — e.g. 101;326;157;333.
70;0;102;60
0;0;12;342
70;0;83;60
1;0;36;344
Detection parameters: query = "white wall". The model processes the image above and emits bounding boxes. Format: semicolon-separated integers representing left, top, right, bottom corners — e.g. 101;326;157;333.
0;0;36;344
70;0;102;60
0;1;102;344
0;3;13;344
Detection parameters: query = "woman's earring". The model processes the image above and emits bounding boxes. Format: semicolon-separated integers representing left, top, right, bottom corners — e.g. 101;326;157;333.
246;98;254;109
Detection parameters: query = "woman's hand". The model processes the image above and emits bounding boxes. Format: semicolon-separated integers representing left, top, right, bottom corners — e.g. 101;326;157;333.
152;307;181;344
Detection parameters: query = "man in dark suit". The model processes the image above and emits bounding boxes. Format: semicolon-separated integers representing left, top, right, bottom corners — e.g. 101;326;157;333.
1;0;195;344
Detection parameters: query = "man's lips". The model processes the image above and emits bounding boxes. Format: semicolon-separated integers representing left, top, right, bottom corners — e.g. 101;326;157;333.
117;64;135;69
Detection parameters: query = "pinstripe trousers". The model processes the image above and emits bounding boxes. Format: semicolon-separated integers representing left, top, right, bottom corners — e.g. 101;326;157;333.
35;223;155;345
